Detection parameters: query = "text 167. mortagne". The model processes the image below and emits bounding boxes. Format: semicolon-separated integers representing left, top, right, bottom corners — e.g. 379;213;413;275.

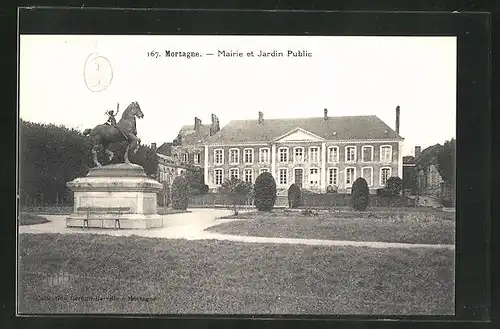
148;49;312;59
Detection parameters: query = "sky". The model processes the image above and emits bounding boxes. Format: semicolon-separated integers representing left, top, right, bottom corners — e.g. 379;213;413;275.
19;35;456;156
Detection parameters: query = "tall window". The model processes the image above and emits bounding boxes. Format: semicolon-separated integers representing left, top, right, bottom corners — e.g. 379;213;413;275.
380;145;392;163
229;168;239;180
279;148;289;163
309;147;319;163
214;149;224;165
345;167;356;186
182;153;188;162
194;153;201;164
362;146;373;162
244;148;254;164
214;169;223;185
380;167;392;186
345;146;356;162
259;168;269;175
229;149;239;164
309;168;319;185
294;147;304;162
259;148;270;163
328;146;339;163
279;168;288;185
362;167;373;186
328;168;338;186
244;168;253;183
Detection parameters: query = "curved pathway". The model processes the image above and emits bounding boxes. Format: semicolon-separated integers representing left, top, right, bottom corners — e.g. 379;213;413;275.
19;209;454;250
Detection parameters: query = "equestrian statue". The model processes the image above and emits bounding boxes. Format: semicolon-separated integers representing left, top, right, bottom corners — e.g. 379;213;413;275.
83;101;144;167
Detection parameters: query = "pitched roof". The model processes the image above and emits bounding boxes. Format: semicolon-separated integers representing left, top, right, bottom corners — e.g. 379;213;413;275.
156;142;172;156
175;124;212;145
415;144;443;168
206;115;403;144
403;155;415;165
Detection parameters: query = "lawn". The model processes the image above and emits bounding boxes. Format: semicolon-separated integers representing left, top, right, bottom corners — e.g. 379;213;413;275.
18;213;50;226
18;233;454;315
206;210;455;245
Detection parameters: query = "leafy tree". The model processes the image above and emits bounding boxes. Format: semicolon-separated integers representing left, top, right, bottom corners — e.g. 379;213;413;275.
219;177;252;215
19;120;158;207
185;166;209;196
254;172;277;211
351;177;370;211
287;184;301;208
171;176;189;210
437;138;455;185
19;120;93;206
385;176;403;196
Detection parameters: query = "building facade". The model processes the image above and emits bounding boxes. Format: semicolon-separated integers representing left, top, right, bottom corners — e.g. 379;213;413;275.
413;144;446;197
156;153;190;185
203;108;404;194
171;114;220;168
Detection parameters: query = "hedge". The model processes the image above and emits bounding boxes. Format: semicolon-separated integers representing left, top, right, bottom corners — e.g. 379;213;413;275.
189;193;416;208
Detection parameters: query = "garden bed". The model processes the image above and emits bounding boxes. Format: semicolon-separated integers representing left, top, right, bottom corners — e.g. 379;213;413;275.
157;208;191;215
208;210;455;245
18;213;50;226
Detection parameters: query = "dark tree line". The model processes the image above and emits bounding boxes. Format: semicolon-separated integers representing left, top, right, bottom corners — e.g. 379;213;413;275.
19;120;158;207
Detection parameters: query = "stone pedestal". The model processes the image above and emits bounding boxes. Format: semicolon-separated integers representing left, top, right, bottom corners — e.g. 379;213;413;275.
66;164;163;229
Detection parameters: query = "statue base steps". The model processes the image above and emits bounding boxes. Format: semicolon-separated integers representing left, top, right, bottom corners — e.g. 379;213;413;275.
65;164;163;230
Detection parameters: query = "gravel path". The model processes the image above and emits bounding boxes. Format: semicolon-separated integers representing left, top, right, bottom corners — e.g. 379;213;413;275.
18;209;454;249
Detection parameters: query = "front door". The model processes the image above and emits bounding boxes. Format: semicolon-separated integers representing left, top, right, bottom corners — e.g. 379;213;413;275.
294;168;303;188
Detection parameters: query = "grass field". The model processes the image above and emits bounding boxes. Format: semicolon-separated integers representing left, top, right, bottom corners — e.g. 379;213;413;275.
206;210;455;245
18;213;50;226
18;233;454;315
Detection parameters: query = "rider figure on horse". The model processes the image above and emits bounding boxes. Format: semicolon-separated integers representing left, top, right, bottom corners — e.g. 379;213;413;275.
105;103;120;126
105;102;128;141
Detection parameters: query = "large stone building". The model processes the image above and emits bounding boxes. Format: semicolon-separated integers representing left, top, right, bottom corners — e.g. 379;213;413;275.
171;114;220;167
202;107;404;194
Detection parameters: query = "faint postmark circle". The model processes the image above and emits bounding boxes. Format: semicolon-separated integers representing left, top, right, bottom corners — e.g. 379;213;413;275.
83;53;113;92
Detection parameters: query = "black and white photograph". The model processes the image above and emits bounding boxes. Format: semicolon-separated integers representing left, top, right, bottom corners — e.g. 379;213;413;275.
17;31;458;315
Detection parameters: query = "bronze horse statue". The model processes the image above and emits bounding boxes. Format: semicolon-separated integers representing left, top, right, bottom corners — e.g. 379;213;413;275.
83;101;144;167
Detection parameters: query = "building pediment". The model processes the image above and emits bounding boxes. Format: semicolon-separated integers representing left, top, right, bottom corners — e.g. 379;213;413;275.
273;128;325;143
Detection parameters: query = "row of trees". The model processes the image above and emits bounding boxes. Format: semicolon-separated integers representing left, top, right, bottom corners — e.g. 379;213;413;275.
19;120;158;207
170;168;403;213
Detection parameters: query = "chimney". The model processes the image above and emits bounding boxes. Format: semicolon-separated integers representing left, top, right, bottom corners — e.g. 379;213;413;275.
258;111;264;124
395;105;400;134
324;108;328;120
151;142;157;151
194;117;202;131
415;146;421;158
210;113;220;136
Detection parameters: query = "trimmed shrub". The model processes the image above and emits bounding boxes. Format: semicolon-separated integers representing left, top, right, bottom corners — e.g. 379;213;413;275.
171;176;189;210
351;177;370;211
254;172;277;211
385;176;403;196
287;183;302;208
